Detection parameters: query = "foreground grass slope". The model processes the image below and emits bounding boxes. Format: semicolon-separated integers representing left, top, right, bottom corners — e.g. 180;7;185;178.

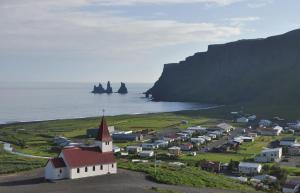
0;144;45;174
118;160;255;192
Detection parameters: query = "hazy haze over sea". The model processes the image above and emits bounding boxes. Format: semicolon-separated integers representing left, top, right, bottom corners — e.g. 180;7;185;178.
0;82;213;124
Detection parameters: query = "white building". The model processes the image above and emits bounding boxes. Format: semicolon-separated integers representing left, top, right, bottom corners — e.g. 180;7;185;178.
126;146;142;154
255;148;282;163
191;137;205;144
237;117;249;123
141;143;158;150
217;123;234;133
239;162;262;175
139;150;154;158
45;116;117;180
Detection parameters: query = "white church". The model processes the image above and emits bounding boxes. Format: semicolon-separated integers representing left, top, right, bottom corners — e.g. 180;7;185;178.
45;116;117;180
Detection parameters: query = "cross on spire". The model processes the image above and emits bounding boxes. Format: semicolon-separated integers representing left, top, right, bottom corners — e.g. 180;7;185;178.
102;109;105;117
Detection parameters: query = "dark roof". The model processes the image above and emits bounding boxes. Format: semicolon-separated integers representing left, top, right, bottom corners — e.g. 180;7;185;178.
62;147;115;168
281;137;296;141
96;116;112;142
283;182;299;189
50;158;66;168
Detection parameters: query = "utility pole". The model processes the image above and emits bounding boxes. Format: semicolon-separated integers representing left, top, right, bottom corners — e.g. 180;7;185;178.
154;150;157;176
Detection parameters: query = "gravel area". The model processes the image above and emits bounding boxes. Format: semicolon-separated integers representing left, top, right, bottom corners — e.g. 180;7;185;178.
0;169;241;193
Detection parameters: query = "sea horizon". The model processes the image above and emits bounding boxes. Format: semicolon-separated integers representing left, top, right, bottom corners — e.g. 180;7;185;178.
0;82;215;124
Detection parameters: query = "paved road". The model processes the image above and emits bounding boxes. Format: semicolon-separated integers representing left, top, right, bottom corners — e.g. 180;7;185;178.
0;169;242;193
0;141;50;159
202;127;244;151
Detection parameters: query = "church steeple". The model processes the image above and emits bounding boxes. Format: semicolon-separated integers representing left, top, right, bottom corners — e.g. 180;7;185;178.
96;115;113;153
96;116;112;142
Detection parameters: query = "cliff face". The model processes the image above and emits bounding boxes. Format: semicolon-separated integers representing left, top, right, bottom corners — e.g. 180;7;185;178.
147;29;300;105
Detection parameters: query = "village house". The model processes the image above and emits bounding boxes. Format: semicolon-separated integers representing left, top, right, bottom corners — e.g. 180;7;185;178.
126;146;142;154
247;115;257;121
168;146;181;156
45;116;117;180
251;174;277;183
247;133;258;138
208;133;217;139
288;143;300;156
238;162;262;175
236;117;249;123
259;119;272;127
86;126;115;138
141;143;158;150
112;132;143;141
53;136;71;147
217;123;234;133
191;137;205;145
138;150;154;158
154;140;169;148
199;160;221;173
255;148;282;163
180;143;193;151
257;127;282;136
280;137;298;147
234;136;254;143
282;183;300;193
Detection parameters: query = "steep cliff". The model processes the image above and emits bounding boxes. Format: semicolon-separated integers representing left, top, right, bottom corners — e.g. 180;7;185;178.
147;29;300;106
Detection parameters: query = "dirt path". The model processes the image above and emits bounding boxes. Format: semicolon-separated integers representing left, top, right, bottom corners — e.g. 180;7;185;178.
0;169;241;193
0;141;51;159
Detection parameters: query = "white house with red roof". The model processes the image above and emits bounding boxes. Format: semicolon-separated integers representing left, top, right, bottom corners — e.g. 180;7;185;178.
45;117;117;180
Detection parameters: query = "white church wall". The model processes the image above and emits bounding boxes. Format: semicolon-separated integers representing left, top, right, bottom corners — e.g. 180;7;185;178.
70;163;116;179
44;162;68;180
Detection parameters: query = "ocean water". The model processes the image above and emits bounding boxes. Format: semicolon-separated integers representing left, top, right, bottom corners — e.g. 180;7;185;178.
0;82;213;124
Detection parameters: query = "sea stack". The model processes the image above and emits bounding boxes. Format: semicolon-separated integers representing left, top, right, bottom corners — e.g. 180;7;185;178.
92;83;106;94
106;81;113;94
117;82;128;94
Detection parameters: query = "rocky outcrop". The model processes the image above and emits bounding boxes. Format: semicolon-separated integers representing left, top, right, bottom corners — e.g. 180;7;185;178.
146;29;300;107
117;82;128;94
92;83;106;94
106;81;113;94
92;82;128;94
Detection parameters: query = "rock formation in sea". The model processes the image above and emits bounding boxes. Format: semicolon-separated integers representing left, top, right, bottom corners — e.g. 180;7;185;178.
117;82;128;94
106;81;113;94
92;83;106;94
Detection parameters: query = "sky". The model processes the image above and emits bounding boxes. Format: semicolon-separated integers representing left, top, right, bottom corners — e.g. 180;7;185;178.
0;0;300;83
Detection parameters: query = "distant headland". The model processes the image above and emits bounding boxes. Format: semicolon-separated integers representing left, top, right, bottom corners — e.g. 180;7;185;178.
92;81;128;94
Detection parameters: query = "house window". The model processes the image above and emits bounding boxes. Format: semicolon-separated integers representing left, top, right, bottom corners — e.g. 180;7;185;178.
93;166;95;171
59;169;62;174
100;165;103;170
85;167;88;172
112;164;114;168
77;168;80;173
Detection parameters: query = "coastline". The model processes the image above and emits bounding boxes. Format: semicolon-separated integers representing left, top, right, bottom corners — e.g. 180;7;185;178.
0;105;223;126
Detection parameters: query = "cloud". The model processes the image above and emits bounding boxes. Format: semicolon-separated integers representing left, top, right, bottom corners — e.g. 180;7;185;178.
247;0;274;8
226;16;260;26
0;0;241;61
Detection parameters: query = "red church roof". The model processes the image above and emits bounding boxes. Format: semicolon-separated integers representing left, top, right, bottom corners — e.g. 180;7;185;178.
50;157;66;168
62;147;115;168
96;116;112;142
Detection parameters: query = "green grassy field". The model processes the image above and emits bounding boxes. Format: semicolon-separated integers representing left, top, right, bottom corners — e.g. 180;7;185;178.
118;159;256;192
0;111;222;158
181;136;280;163
0;144;46;174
